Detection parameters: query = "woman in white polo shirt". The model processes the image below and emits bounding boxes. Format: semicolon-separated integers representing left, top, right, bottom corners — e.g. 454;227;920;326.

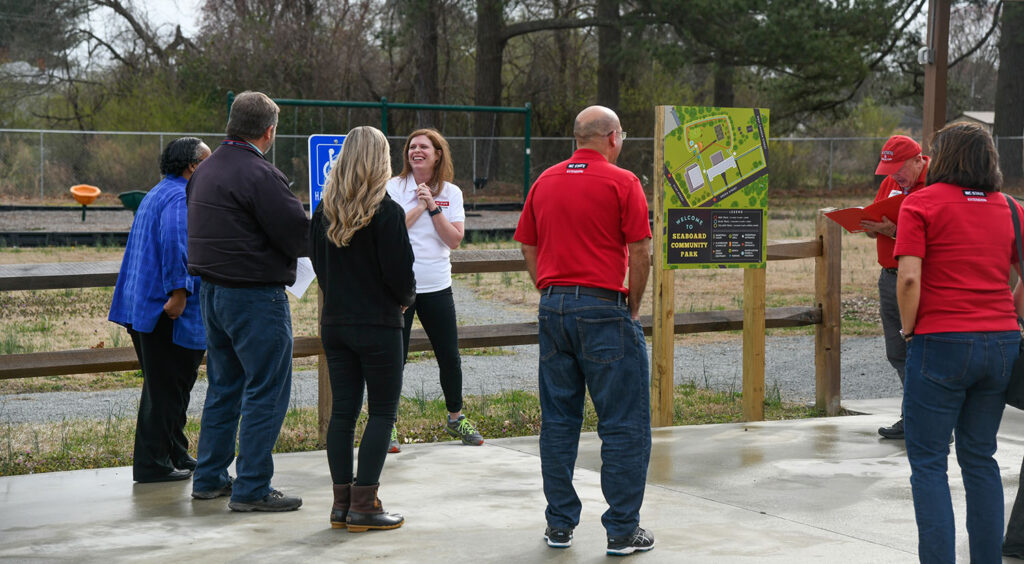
385;128;484;452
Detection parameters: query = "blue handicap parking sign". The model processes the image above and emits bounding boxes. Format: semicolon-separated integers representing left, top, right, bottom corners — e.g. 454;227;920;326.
308;134;346;213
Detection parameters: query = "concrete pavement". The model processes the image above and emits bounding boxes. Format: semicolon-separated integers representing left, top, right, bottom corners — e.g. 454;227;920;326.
3;398;1024;562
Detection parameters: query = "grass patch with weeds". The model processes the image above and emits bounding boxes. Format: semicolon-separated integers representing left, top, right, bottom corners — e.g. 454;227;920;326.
0;384;832;476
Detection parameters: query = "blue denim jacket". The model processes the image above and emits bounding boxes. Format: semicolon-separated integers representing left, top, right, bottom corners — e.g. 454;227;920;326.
109;175;205;350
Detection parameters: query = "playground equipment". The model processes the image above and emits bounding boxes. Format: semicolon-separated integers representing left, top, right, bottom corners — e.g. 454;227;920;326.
117;190;148;215
69;184;101;222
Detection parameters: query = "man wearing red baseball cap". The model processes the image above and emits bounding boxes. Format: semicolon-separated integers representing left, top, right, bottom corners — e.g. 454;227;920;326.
861;134;929;439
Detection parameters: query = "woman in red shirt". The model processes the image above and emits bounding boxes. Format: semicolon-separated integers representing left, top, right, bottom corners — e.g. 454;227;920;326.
894;122;1021;563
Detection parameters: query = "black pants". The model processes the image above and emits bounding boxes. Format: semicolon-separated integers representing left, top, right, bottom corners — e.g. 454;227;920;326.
402;287;464;414
323;324;403;486
130;313;203;480
1005;456;1024;555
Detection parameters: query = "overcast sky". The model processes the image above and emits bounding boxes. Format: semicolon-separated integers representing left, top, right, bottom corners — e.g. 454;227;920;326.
135;0;202;36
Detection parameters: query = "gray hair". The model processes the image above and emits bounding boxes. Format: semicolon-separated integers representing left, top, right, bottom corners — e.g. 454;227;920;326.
226;91;279;140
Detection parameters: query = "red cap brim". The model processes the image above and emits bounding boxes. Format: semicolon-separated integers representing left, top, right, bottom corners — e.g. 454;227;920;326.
875;159;905;176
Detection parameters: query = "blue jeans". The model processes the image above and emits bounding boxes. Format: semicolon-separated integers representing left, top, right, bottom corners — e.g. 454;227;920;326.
903;331;1018;564
537;292;651;537
193;283;294;503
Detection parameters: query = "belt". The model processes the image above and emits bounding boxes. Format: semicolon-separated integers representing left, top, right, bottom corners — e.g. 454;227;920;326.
544;285;626;302
882;267;898;274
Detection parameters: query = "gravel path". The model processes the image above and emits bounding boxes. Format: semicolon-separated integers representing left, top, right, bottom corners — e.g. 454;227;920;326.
0;277;900;425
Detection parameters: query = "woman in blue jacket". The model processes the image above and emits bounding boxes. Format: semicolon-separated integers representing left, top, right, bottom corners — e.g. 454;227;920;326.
109;137;210;483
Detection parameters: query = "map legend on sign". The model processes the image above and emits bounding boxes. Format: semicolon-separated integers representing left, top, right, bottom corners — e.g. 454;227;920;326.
666;208;763;265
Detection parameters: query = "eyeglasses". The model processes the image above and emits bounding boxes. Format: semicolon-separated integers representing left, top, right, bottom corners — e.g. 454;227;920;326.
608;130;627;140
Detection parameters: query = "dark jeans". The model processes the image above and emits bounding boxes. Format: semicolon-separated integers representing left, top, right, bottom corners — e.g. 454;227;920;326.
193;283;293;503
537;292;651;537
903;331;1018;564
129;313;203;480
322;324;403;486
402;286;463;414
878;268;906;385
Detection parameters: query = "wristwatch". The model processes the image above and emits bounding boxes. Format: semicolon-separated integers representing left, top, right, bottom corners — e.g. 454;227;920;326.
428;206;443;217
899;328;914;341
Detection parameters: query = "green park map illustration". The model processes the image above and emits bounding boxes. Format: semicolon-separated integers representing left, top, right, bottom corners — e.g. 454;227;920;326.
661;105;769;268
662;106;769;208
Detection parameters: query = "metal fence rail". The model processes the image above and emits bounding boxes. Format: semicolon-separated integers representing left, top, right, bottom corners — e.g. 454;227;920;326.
2;128;1022;200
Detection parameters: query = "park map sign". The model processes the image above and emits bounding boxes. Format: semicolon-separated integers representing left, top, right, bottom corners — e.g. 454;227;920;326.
659;105;769;269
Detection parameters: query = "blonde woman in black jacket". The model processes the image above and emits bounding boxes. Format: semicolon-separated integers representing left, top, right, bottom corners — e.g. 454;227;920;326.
309;126;416;532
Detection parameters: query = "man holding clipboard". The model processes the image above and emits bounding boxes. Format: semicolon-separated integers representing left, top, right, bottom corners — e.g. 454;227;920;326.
862;135;929;440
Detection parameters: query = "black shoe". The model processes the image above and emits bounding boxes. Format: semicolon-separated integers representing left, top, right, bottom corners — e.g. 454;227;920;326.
1003;542;1024;559
878;418;904;439
135;468;192;483
175;455;197;471
544;526;573;548
192;477;233;500
607;526;655;556
228;489;302;512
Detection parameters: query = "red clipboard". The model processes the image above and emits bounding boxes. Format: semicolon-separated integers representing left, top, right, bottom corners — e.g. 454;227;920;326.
825;194;906;233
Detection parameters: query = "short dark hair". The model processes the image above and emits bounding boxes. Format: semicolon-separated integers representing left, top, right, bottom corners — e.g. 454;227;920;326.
226;91;279;140
926;122;1003;192
159;137;204;176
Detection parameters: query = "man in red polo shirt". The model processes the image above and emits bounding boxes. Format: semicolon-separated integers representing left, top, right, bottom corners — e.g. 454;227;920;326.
514;105;654;556
861;134;929;439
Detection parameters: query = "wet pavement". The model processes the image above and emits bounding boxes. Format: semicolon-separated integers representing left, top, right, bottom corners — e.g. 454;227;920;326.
3;398;1024;562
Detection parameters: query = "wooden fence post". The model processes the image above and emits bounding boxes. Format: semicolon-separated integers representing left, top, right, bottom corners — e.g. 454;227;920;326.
815;208;842;415
651;110;675;427
742;267;766;421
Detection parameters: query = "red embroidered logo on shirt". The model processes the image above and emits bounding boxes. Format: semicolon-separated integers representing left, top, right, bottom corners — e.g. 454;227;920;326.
435;200;449;207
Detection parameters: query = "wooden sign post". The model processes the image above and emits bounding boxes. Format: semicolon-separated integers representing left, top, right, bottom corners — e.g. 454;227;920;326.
652;105;770;424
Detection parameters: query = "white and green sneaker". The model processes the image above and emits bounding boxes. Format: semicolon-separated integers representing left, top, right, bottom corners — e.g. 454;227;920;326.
388;425;401;453
445;415;484;446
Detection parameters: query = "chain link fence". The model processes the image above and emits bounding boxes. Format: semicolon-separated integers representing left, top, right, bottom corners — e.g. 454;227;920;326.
2;129;1022;202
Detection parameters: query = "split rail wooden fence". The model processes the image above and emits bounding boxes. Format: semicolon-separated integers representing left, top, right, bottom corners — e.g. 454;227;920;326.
0;211;841;440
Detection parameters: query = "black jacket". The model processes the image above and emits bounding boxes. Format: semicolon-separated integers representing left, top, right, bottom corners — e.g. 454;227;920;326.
186;138;309;286
309;195;416;327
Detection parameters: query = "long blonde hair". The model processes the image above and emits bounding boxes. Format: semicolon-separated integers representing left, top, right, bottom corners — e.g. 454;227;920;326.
321;126;392;247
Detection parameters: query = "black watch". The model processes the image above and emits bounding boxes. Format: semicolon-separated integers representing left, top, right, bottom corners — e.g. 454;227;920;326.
899;329;914;340
428;206;443;217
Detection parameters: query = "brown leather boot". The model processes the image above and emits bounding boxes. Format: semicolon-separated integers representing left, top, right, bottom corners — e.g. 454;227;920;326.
346;483;404;532
330;483;350;529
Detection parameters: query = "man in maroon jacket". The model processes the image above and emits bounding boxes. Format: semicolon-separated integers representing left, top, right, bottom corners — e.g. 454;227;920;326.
186;91;309;511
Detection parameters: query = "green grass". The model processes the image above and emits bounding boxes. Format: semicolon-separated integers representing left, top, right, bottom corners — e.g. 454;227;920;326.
0;384;834;477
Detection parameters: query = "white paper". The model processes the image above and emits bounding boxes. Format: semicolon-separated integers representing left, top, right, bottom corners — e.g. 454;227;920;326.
286;257;316;299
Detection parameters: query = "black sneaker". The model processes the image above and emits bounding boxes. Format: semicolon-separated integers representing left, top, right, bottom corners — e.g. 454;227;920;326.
607;526;655;556
228;489;302;512
544;526;573;548
192;477;233;500
878;418;904;439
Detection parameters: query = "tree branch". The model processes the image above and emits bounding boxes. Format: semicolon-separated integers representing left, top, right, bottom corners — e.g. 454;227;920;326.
92;0;165;63
74;28;135;69
503;16;617;41
949;1;1002;69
